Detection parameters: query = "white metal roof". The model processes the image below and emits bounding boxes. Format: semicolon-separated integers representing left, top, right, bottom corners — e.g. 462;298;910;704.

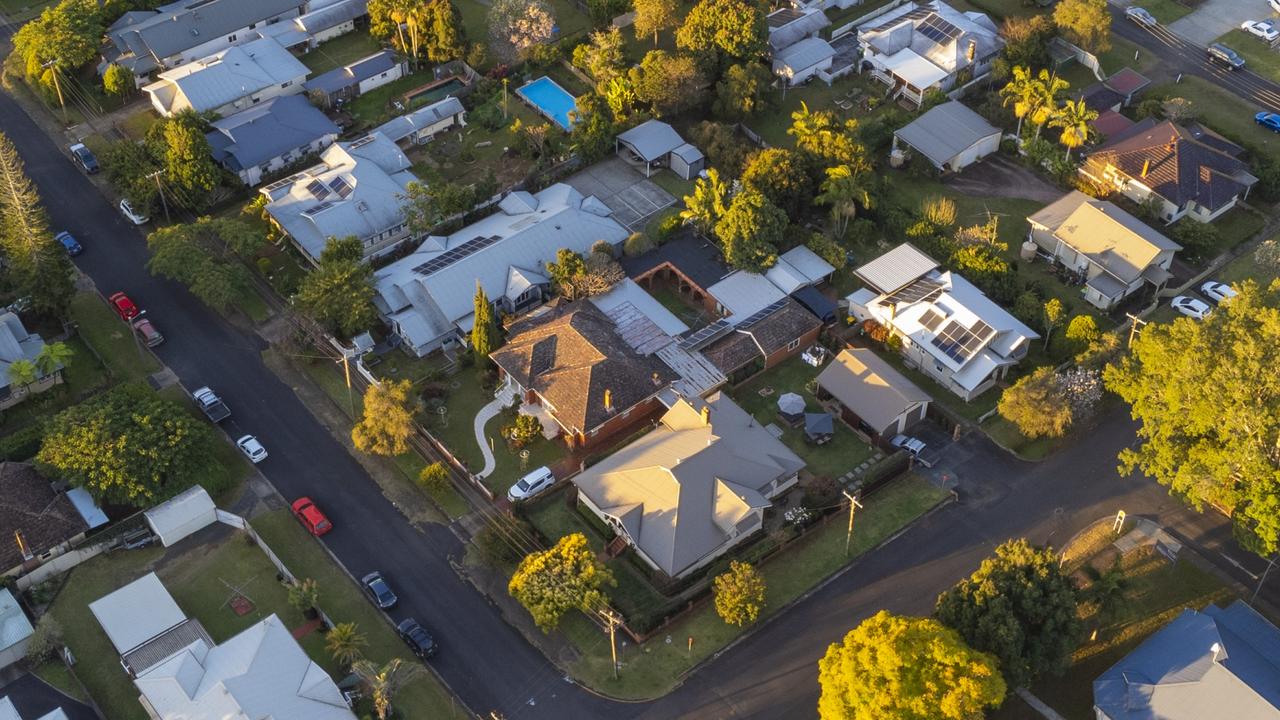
765;246;835;293
707;271;787;321
0;590;31;653
66;487;109;529
775;36;836;73
854;243;939;293
894;100;1000;167
878;47;948;89
617;120;686;162
90;573;187;654
144;485;217;547
144;37;308;114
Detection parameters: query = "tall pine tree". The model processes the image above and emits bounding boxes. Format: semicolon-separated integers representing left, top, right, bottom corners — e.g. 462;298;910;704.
0;132;73;318
470;281;497;364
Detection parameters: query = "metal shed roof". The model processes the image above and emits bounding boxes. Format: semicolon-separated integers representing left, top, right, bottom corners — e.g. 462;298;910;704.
854;243;939;293
893;100;1000;167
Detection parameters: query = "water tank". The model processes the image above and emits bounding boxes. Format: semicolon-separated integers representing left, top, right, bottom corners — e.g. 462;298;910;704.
1019;240;1038;262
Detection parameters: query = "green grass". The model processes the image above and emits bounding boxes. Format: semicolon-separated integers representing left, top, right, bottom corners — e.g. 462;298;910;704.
479;406;565;497
959;0;1044;21
33;661;88;703
981;414;1056;460
752;74;888;148
1211;206;1268;253
253;510;462;719
732;357;876;479
417;367;491;471
407;100;543;186
561;473;948;698
0;0;55;22
457;0;493;58
1216;30;1280;84
1140;0;1195;24
303;31;384;74
648;172;695;203
346;70;443;128
1149;76;1280;165
69;292;161;383
643;282;712;327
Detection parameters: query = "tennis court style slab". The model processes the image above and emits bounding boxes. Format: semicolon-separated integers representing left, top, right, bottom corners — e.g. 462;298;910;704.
565;158;675;231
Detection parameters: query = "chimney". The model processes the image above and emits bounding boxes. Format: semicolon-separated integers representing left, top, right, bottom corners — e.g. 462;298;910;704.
603;389;612;412
965;39;976;63
700;405;710;425
14;530;31;562
1211;642;1222;663
651;372;661;386
1141;159;1150;178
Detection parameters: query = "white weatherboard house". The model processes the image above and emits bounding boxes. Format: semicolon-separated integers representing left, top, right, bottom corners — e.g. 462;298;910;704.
303;51;407;107
90;573;355;720
142;37;309;117
374;96;467;147
766;7;834;86
892;101;1000;172
858;1;1003;107
849;243;1038;400
260;132;417;263
373;184;629;356
256;0;369;51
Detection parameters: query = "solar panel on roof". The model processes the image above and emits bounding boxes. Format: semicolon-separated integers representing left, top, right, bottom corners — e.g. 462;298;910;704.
410;234;503;277
350;135;377;148
929;318;996;363
329;176;353;199
302;201;335;218
919;308;945;332
883;277;944;306
738;298;788;329
306;179;331;201
680;318;734;351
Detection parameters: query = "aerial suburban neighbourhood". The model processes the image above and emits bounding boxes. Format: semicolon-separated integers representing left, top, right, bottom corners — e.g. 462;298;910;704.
0;0;1277;718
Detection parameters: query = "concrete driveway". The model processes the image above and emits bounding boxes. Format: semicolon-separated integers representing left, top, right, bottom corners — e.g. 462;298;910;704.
1166;0;1257;45
564;158;675;232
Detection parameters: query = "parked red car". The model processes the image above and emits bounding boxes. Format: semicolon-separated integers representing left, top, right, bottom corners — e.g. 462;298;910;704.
291;497;333;536
108;292;140;321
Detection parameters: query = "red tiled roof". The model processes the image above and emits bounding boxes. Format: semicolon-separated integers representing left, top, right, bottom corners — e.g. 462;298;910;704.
1093;110;1134;139
1103;67;1150;97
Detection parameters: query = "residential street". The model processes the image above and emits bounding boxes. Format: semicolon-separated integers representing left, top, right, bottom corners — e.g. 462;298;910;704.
1;83;1276;719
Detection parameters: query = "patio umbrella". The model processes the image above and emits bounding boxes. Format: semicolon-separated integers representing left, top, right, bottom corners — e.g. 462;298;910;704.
778;392;805;416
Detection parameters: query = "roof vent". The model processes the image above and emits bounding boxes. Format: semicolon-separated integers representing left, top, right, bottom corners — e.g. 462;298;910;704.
1211;642;1221;662
356;200;369;212
190;27;199;36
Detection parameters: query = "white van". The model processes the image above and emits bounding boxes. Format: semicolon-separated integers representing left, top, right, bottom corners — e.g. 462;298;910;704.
507;466;555;503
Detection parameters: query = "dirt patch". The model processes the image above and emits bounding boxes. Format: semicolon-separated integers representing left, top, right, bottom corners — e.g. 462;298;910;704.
943;155;1064;204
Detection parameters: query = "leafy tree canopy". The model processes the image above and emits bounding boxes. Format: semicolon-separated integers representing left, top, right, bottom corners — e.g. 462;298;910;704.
713;561;766;626
297;236;377;337
1053;0;1111;53
741;147;813;220
351;379;420;456
676;0;766;62
509;533;615;632
715;188;784;273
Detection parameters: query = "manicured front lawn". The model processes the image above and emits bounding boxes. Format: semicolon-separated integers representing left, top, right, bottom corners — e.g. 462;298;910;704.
302;31;384;74
732;357;876;479
1148;77;1280;165
981;414;1056;460
560;473;948;698
417;367;491;471
479;406;565;497
1139;0;1195;24
69;292;161;383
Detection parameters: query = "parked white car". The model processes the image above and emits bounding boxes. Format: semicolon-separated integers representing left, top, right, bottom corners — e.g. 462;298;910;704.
1171;296;1212;320
507;466;555;503
1242;19;1280;42
1200;280;1238;304
119;198;150;225
236;434;268;463
890;434;926;456
1125;7;1157;27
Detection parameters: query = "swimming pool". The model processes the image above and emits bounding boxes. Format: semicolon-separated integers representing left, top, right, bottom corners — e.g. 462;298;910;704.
516;76;577;131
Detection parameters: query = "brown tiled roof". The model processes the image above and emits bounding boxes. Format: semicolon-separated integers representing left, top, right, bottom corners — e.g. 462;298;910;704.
1103;67;1150;97
1086;119;1254;212
490;302;676;434
702;298;821;374
0;463;88;573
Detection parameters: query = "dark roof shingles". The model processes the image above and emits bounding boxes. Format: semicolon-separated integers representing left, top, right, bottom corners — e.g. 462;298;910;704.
0;463;88;572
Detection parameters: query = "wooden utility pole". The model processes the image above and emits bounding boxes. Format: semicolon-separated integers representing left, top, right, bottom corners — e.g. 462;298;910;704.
340;351;355;418
146;170;171;223
41;60;66;123
597;608;622;679
842;490;863;557
1126;313;1147;347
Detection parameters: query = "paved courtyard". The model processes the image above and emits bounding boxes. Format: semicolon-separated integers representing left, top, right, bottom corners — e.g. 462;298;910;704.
565;157;676;231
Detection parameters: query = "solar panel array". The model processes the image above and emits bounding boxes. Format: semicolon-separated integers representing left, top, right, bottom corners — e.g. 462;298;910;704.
883;277;944;306
302;201;336;218
738;298;788;329
870;5;931;31
679;318;734;351
917;14;961;44
306;179;331;201
330;176;354;199
411;235;502;277
930;319;995;363
350;135;378;149
919;308;945;333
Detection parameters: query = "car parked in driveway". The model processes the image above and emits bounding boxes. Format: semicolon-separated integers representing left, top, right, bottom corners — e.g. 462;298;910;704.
131;316;164;347
1200;280;1238;304
890;434;926;456
236;434;268;463
119;198;149;225
291;497;332;536
108;291;140;321
1125;7;1157;27
1207;43;1246;70
396;618;437;658
54;231;82;256
1243;19;1280;42
362;571;398;609
1171;295;1212;320
68;143;98;174
1257;112;1280;132
506;466;555;503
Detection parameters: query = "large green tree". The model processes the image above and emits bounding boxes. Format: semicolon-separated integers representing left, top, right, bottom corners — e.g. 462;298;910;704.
12;0;103;95
818;611;1006;720
571;27;626;86
1053;0;1111;54
713;561;766;626
713;62;771;121
296;236;377;337
509;533;615;632
935;539;1081;687
680;168;728;235
628;50;704;117
146;218;256;312
102;63;134;97
1104;280;1280;555
142;111;221;210
816;161;875;239
0;132;74;318
676;0;766;63
741;148;813;220
715;188;784;273
569;92;615;163
470;281;498;361
352;379;420;456
36;383;216;506
632;0;677;46
423;0;465;62
998;366;1074;439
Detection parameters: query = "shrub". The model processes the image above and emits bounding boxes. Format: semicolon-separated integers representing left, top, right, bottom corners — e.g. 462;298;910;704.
25;616;62;665
417;462;451;495
656;212;682;242
863;319;890;343
287;578;320;611
591;239;614;257
801;474;839;507
623;231;655;257
504;413;542;449
1171;220;1220;262
0;421;45;460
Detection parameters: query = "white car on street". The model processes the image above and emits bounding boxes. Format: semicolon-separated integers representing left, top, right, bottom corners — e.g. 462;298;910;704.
119;198;150;225
1124;7;1157;27
1171;296;1211;320
1242;19;1280;42
236;434;268;463
1200;280;1238;304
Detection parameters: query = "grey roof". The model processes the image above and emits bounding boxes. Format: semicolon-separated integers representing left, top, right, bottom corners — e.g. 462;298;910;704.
818;348;929;433
108;0;303;63
0;462;86;576
765;245;835;294
672;143;703;164
616;120;686;163
374;97;465;143
1028;190;1181;285
0;589;32;653
894;101;1000;167
1094;601;1280;720
767;7;830;52
296;0;367;32
862;1;1004;75
207;95;339;172
304;51;400;95
854;242;939;293
776;37;836;73
260;133;416;260
143;37;309;114
373;184;629;349
573;392;804;577
0;312;47;392
621;231;729;290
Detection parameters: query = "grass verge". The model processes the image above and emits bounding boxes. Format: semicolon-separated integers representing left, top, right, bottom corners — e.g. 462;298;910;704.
69;292;161;383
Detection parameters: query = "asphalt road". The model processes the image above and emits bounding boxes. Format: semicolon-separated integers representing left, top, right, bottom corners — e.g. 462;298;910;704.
1112;9;1280;113
2;85;1277;719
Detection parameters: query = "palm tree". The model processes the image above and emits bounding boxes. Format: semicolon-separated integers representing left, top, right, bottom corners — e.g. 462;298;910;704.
816;160;875;239
1030;70;1070;139
999;65;1040;138
325;622;367;669
1084;560;1131;629
679;168;728;236
34;341;71;379
786;101;827;150
353;658;426;720
1050;98;1098;160
7;359;36;396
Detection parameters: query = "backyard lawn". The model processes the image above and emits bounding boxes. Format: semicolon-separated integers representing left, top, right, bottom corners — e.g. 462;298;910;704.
732;357;876;479
406;99;545;187
302;31;384;74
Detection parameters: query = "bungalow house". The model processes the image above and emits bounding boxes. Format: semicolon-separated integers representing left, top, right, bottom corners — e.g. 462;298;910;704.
0;313;61;410
572;392;805;578
256;0;369;51
91;573;355;719
892;100;1001;172
101;0;305;82
817;348;930;439
374;97;467;148
1027;190;1181;310
206;95;340;186
304;51;408;108
698;289;824;384
260;132;417;263
490;302;677;450
1094;600;1280;719
615;120;706;180
848;243;1039;400
857;1;1003;107
1080;118;1258;224
142;37;309;117
372;184;629;356
767;7;834;86
0;463;89;579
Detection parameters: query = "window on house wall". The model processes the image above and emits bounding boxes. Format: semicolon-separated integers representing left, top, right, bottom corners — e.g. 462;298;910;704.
228;34;237;42
787;338;800;351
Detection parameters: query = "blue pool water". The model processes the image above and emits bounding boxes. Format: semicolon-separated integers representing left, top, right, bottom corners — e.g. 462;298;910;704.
516;76;577;131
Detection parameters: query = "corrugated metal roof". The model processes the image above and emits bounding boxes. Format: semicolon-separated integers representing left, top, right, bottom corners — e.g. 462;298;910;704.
617;120;685;163
854;243;938;293
893;100;1000;167
0;589;32;652
817;348;929;434
89;573;187;654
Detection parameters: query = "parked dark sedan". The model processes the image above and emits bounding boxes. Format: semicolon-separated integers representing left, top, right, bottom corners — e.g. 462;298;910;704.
396;618;437;658
361;571;398;609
